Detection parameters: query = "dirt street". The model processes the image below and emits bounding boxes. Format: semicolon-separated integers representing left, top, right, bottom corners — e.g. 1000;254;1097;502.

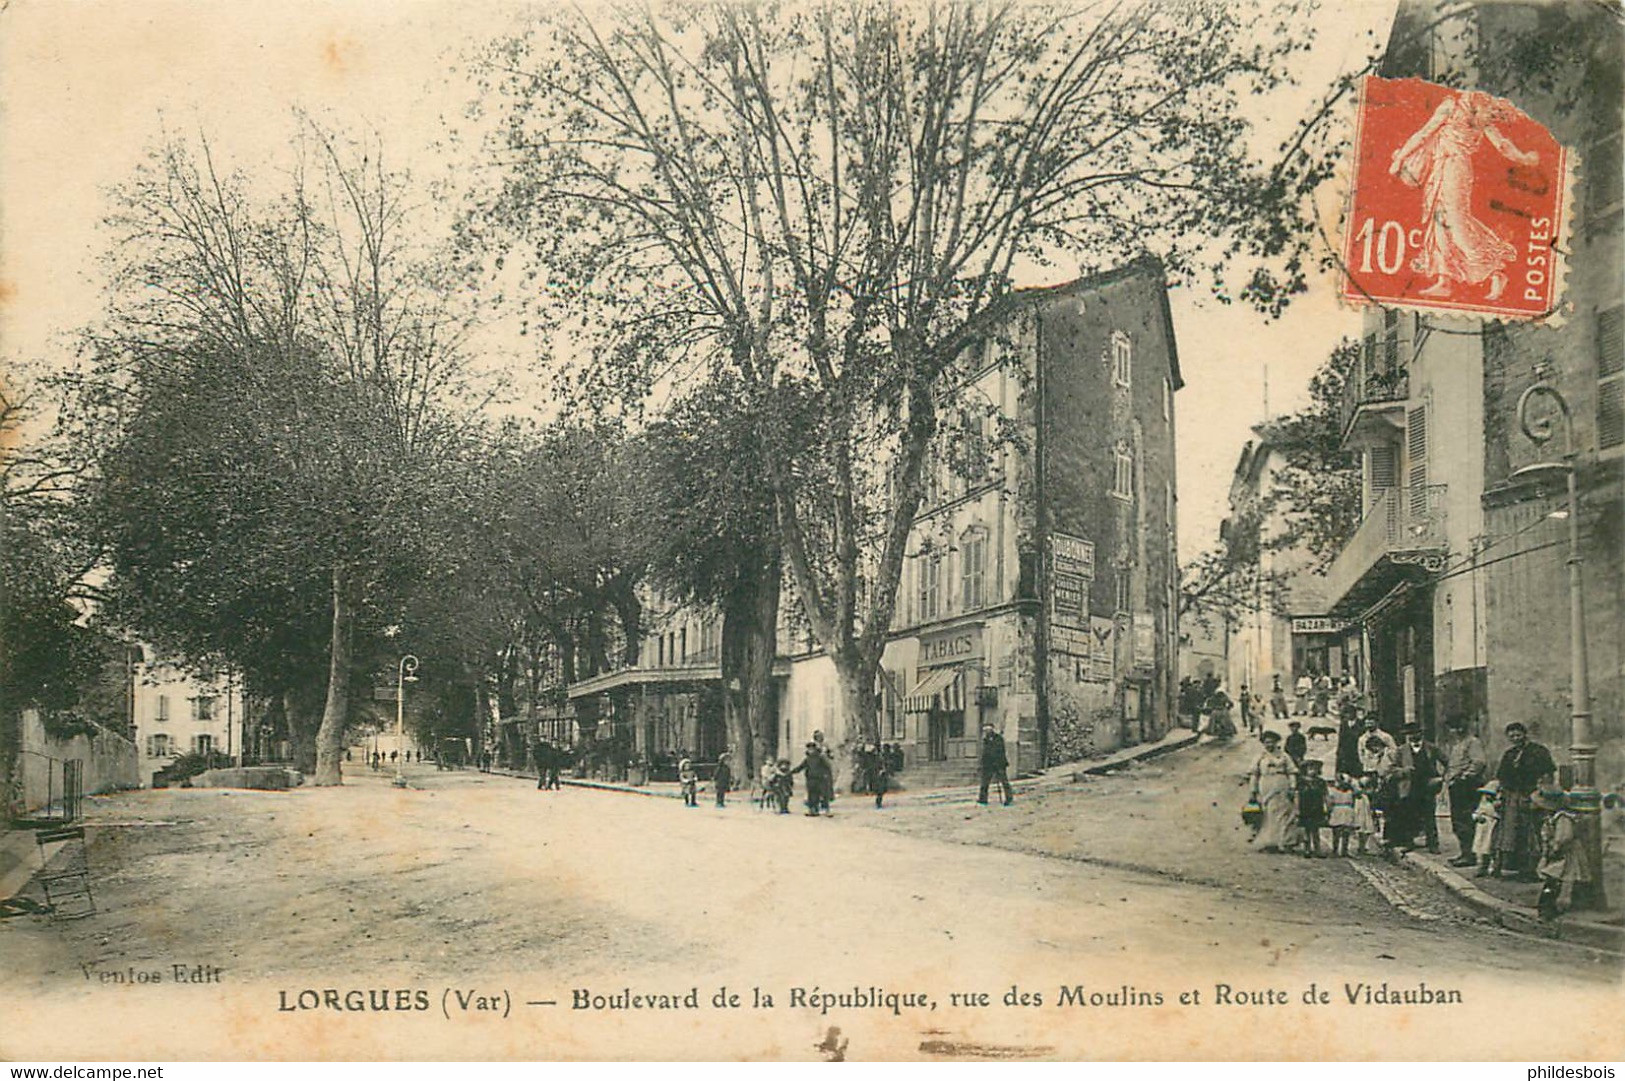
1;747;1619;1061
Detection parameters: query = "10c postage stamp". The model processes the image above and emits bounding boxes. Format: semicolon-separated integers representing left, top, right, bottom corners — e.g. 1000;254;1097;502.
1343;76;1569;320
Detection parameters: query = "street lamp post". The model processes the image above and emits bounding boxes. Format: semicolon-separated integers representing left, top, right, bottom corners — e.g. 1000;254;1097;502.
1512;382;1605;910
396;655;419;789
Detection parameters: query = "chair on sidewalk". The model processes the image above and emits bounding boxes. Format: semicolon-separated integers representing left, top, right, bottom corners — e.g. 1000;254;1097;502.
35;825;96;920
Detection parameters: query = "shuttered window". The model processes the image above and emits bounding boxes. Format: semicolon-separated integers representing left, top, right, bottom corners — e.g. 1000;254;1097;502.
1369;443;1397;494
1407;405;1429;516
1599;305;1623;450
1383;309;1401;372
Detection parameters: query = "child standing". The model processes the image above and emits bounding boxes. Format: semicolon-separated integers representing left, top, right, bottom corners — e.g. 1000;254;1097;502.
1472;779;1501;877
1536;789;1584;919
1353;772;1379;855
678;756;698;808
1327;773;1357;857
1297;759;1329;858
771;758;794;814
713;751;733;808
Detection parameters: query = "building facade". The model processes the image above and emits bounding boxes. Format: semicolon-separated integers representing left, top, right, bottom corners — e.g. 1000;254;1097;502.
1323;0;1622;792
131;650;246;786
775;257;1183;782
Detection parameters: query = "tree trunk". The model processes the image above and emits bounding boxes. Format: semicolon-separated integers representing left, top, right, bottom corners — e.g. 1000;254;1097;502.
313;562;353;786
283;689;317;775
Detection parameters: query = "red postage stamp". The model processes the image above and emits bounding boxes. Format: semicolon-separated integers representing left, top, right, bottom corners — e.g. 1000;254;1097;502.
1342;76;1567;320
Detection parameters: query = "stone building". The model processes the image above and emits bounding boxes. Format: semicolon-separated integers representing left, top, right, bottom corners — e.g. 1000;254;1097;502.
776;256;1183;783
1324;0;1622;794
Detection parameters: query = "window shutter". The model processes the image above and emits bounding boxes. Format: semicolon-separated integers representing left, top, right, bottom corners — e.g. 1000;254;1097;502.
1598;305;1624;451
1369;443;1397;492
1383;309;1400;372
1406;405;1428;515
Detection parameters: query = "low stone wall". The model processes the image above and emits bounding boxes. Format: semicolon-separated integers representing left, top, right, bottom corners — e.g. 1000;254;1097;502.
190;766;299;790
14;710;140;817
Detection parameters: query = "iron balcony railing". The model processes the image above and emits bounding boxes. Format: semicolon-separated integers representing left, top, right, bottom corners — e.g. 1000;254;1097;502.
1339;360;1410;441
1323;484;1448;611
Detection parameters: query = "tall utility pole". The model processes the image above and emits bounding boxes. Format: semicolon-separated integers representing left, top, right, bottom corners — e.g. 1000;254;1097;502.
1512;384;1606;911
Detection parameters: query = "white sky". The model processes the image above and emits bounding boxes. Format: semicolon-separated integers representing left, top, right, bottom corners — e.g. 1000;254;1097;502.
0;0;1393;559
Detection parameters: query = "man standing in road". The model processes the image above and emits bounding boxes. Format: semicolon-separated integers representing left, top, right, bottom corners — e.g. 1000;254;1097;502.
1442;716;1488;866
977;723;1012;807
1384;723;1443;853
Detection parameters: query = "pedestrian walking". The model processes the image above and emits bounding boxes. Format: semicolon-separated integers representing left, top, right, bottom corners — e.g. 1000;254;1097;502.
977;723;1013;806
1203;685;1236;740
714;751;733;808
867;744;891;809
1249;730;1300;854
1261;669;1287;721
791;742;833;816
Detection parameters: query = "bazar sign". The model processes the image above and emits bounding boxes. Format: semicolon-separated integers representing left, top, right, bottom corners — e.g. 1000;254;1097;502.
1342;77;1566;320
1292;617;1346;634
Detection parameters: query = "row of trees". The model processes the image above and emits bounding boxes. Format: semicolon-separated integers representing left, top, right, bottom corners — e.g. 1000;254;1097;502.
7;0;1396;790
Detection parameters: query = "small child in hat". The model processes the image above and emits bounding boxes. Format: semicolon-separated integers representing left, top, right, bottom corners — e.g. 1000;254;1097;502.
1535;788;1585;919
1353;770;1380;855
1297;759;1329;857
1471;778;1502;877
678;756;698;807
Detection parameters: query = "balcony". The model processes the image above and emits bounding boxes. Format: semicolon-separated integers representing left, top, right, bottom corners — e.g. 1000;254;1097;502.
1340;362;1409;449
1323;485;1448;618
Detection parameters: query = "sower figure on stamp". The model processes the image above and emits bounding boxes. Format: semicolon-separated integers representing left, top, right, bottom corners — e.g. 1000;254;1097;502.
978;723;1012;806
1389;88;1539;302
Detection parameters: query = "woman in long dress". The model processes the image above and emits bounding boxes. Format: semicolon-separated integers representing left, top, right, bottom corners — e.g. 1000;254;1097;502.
1249;731;1301;853
1388;89;1539;301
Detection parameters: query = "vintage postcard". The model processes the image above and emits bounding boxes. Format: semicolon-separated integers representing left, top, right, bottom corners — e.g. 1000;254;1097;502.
1;0;1621;1064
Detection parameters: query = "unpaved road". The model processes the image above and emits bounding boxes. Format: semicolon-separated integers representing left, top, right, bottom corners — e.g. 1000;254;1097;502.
2;753;1619;1061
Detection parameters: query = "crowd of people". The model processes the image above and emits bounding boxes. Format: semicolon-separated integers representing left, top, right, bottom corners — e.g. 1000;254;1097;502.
661;723;1015;815
1240;692;1591;919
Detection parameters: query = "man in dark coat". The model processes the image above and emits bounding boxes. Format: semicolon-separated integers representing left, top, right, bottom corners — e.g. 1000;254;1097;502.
535;741;553;790
977;724;1012;806
1383;723;1443;852
1285;722;1308;766
792;741;834;816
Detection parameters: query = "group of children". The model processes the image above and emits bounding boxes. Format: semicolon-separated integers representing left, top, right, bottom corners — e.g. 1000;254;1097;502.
1282;760;1381;858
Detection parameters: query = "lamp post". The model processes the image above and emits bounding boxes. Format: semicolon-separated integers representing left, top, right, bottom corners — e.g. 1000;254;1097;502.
1511;382;1605;910
396;655;419;789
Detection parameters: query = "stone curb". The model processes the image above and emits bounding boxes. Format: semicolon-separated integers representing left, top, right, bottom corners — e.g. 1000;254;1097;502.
1397;849;1624;955
1071;729;1203;779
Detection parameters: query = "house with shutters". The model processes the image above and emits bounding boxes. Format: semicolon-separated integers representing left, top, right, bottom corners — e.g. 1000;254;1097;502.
131;649;246;785
776;256;1183;784
1320;0;1622;775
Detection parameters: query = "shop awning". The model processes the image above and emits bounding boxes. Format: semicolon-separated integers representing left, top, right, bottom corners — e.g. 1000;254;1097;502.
905;666;966;713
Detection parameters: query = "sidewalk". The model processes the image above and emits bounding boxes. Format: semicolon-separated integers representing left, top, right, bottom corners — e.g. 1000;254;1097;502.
488;727;1203;806
1398;847;1624;954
